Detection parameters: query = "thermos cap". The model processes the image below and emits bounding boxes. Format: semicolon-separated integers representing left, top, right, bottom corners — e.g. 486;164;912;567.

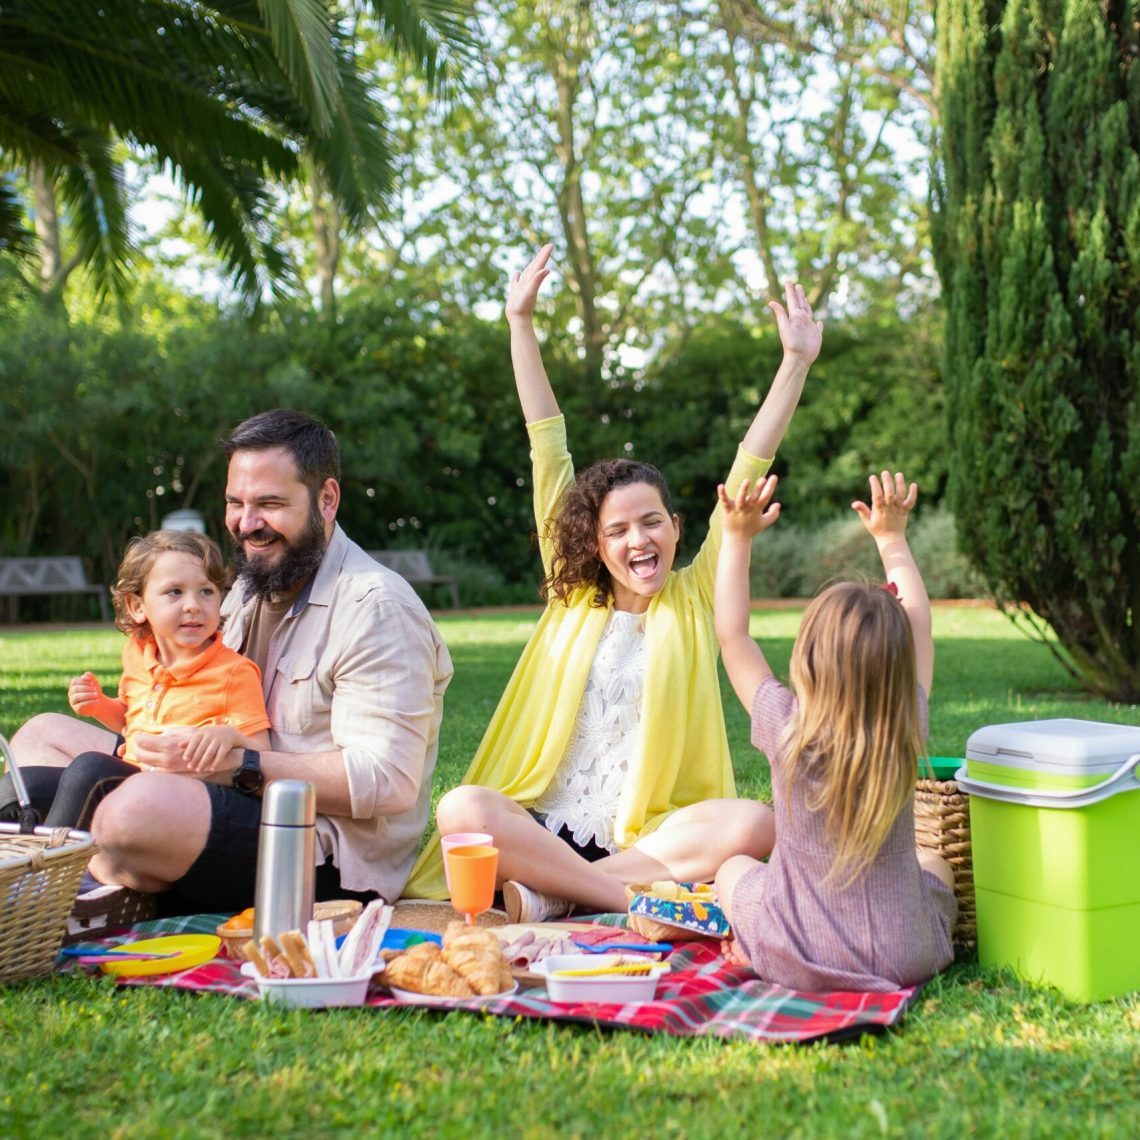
261;779;316;827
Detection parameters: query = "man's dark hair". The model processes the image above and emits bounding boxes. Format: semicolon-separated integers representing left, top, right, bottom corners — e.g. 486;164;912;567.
223;409;341;497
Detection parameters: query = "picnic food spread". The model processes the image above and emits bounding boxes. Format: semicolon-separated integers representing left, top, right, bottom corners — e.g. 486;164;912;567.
378;921;512;998
242;899;391;980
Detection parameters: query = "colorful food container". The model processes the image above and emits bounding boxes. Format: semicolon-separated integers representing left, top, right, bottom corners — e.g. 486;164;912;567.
958;718;1140;1001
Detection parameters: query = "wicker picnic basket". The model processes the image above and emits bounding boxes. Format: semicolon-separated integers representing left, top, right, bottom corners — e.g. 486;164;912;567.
0;822;96;983
915;759;976;949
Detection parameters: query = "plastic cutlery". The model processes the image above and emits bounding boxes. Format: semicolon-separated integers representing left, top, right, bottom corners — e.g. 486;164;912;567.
60;947;179;961
572;940;672;954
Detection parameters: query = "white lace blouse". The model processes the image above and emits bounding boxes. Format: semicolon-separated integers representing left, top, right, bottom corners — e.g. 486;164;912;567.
533;608;647;853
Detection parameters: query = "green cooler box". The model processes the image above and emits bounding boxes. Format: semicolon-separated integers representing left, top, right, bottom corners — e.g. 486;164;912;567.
958;718;1140;1002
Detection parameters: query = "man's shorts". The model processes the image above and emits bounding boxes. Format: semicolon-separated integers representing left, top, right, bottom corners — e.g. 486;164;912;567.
155;785;376;917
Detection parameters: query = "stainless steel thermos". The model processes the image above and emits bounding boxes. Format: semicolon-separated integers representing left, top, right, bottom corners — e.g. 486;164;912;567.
252;779;316;942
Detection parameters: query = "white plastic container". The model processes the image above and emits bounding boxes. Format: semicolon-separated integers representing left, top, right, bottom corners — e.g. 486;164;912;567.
254;972;371;1009
531;954;668;1004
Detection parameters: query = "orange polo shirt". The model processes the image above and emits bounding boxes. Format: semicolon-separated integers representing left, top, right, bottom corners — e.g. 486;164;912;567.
118;635;271;764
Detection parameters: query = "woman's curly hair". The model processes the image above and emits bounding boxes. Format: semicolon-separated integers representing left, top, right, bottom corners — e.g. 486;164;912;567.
540;459;679;607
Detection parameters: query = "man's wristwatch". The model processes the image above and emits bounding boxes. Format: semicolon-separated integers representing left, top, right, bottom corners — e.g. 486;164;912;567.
233;749;264;795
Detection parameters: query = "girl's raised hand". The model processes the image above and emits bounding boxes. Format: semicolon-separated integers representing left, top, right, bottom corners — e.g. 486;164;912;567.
851;470;918;539
505;243;554;325
767;281;823;365
718;475;781;540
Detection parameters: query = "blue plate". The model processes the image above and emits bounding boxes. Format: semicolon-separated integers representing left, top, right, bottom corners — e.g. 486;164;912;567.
333;927;442;952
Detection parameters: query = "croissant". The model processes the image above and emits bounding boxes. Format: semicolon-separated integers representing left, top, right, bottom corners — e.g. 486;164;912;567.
442;923;509;996
381;941;475;998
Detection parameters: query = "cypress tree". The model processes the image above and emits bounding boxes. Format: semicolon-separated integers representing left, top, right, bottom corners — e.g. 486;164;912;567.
932;0;1140;699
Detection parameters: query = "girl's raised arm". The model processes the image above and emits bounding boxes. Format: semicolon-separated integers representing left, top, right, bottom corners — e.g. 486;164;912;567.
852;471;934;694
505;244;560;424
741;282;823;460
715;477;780;710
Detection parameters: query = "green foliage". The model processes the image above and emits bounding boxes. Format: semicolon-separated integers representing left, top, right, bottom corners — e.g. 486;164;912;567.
0;278;953;596
933;0;1140;699
749;506;983;600
0;0;474;301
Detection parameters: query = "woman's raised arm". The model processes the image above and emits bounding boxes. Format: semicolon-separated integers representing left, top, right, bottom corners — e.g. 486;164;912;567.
505;244;560;424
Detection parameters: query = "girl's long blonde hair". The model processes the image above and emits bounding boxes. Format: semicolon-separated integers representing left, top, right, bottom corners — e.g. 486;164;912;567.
780;580;923;887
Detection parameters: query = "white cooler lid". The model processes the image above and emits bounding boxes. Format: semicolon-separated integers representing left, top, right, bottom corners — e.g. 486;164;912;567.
966;718;1140;775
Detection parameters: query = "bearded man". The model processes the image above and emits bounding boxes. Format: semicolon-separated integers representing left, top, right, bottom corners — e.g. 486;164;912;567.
5;410;452;925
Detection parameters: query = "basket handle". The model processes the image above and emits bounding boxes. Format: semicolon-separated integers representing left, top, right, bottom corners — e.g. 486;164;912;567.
1;734;39;834
955;751;1140;809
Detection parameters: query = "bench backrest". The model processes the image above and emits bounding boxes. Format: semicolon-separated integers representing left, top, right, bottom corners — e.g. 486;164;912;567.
0;556;93;592
368;550;435;579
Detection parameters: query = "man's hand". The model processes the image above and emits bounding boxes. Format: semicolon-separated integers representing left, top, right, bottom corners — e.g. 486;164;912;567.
131;726;247;778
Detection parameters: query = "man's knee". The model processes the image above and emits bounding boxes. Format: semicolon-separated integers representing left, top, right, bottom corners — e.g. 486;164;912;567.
91;773;202;851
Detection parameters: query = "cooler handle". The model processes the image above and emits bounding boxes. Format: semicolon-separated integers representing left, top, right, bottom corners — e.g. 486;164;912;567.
954;752;1140;809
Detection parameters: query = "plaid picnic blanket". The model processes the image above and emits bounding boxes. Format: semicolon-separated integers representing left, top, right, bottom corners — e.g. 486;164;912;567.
62;914;922;1044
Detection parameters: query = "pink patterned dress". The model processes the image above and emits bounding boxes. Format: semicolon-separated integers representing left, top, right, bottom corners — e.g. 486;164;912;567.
730;677;956;992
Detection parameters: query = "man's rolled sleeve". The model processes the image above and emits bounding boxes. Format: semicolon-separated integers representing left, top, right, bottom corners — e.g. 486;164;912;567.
331;593;448;818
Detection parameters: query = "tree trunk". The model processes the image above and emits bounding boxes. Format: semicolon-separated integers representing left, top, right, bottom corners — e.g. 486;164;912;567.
309;164;341;319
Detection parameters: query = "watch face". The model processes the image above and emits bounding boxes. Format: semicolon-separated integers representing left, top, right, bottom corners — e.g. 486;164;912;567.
234;752;263;793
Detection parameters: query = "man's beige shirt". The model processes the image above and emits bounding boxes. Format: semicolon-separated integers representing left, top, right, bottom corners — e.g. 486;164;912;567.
222;524;452;901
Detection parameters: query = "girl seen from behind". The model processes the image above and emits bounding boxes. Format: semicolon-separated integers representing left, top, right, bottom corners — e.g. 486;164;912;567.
713;471;957;991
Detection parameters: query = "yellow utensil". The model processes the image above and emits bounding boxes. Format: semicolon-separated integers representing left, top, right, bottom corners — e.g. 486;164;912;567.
551;962;668;978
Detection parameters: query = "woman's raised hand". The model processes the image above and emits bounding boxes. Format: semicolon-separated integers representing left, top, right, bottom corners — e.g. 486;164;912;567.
718;475;782;540
767;282;823;365
505;243;554;325
852;470;918;540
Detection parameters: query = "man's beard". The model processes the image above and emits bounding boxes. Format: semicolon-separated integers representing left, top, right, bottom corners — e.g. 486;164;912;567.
231;501;328;599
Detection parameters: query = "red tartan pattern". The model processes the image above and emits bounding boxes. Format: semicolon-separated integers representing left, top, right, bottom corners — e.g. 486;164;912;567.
60;915;921;1044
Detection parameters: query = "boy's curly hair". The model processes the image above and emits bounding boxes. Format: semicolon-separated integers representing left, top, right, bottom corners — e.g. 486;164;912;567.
540;458;679;607
112;530;232;638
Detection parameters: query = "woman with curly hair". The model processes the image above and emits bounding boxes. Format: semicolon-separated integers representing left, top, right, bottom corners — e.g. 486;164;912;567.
403;244;823;920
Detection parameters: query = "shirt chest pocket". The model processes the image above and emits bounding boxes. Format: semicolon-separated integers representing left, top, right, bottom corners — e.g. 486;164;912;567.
269;655;318;736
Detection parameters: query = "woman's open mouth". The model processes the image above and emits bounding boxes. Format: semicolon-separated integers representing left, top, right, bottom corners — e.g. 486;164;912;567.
629;553;659;580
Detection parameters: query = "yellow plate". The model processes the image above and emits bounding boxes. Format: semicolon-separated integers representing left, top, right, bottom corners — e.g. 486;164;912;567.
98;934;221;977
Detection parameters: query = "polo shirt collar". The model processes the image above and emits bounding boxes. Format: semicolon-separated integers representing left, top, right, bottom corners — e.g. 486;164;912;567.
139;632;226;682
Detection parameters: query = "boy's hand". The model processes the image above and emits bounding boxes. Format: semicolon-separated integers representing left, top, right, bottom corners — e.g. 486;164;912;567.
176;725;257;773
718;476;781;540
767;281;823;365
505;243;553;325
68;672;104;716
852;470;918;540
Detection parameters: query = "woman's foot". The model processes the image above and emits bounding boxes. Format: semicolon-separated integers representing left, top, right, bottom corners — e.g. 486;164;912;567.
502;881;572;924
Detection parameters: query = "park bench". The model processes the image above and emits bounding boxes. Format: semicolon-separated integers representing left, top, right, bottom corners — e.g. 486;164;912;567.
367;549;460;609
0;556;110;623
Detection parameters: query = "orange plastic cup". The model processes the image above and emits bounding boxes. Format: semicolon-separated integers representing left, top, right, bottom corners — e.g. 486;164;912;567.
444;843;499;926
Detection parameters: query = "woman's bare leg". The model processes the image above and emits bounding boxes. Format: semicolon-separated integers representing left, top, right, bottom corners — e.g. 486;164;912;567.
594;798;774;886
436;786;628;912
437;788;773;913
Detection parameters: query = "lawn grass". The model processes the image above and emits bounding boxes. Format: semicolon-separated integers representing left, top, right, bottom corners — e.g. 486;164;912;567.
2;607;1139;1139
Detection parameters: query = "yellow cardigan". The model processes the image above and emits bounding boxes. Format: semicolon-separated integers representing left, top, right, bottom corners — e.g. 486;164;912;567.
402;415;771;899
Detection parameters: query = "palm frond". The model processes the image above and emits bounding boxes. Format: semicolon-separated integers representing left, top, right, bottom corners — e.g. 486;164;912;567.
55;129;130;300
359;0;478;93
256;0;340;134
